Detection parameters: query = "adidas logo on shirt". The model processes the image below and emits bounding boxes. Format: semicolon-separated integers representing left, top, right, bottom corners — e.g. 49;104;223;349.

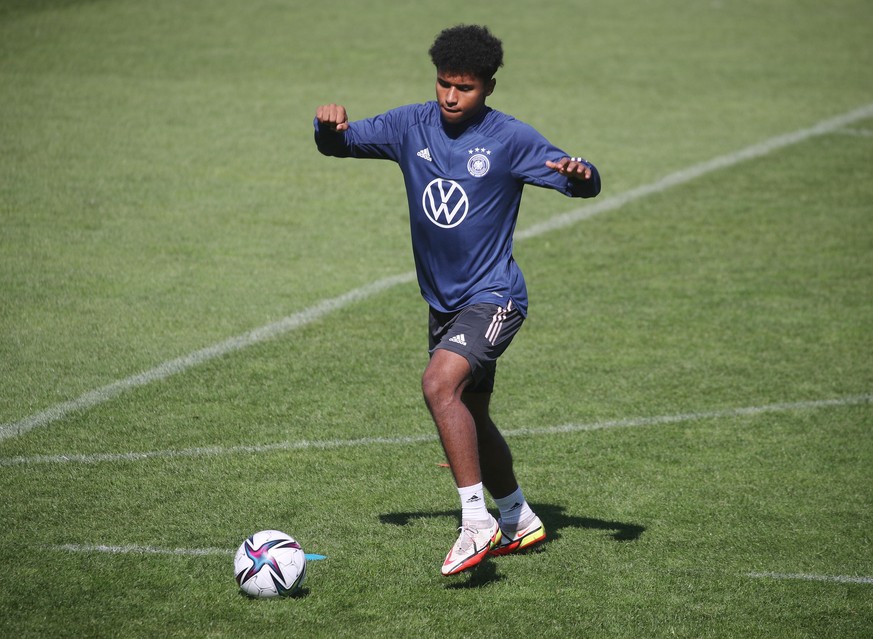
417;147;433;162
449;334;467;346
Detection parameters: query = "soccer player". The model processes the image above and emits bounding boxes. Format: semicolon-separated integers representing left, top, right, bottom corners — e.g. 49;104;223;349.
314;24;601;576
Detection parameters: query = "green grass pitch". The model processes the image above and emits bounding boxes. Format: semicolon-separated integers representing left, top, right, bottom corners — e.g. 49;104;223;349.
1;0;872;637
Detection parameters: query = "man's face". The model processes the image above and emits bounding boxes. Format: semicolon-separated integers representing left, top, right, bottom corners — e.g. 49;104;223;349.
435;71;495;125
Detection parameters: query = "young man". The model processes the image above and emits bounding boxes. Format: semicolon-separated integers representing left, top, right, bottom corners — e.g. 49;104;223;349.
314;25;600;576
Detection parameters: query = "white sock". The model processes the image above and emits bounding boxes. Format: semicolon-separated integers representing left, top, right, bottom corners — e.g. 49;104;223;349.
493;486;535;529
458;482;490;523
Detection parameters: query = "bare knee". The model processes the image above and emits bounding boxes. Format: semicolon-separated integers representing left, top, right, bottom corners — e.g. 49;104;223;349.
421;367;451;410
422;350;472;412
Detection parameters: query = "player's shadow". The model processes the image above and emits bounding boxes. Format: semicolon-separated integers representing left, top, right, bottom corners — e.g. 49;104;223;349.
379;503;644;588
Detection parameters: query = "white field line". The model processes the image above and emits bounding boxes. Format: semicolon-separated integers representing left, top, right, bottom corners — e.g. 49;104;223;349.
747;572;873;585
53;543;328;561
2;394;869;467
3;102;873;442
55;543;230;557
515;103;873;240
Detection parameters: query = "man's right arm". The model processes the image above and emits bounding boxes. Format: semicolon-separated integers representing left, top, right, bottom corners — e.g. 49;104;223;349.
313;104;406;162
314;103;351;157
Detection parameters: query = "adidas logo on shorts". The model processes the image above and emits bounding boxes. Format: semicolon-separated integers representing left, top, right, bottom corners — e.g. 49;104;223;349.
449;334;467;346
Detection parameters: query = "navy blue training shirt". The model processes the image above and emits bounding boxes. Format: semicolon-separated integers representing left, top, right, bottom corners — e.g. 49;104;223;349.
314;101;600;316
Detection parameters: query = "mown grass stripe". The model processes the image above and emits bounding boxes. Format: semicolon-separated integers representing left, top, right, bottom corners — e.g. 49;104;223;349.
2;102;872;442
51;545;870;584
835;127;873;137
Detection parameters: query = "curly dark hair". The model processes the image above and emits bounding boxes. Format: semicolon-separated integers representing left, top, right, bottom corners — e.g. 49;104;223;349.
428;24;504;81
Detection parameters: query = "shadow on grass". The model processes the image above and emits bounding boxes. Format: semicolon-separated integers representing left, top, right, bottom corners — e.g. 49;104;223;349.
380;503;645;544
380;503;645;588
237;586;310;600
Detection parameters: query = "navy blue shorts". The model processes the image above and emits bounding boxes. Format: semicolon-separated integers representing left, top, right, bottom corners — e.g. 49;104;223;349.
428;301;525;393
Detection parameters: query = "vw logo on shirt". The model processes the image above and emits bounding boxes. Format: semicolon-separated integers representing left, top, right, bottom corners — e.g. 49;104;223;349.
421;179;469;228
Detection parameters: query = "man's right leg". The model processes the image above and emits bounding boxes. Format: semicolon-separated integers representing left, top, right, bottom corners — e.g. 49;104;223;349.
422;349;501;575
421;349;481;489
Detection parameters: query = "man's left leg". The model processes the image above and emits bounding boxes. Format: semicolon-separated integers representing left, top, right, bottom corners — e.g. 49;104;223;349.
463;391;546;556
462;390;517;498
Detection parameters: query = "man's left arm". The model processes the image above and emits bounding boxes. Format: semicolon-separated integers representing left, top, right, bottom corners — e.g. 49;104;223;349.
508;121;601;199
545;156;601;198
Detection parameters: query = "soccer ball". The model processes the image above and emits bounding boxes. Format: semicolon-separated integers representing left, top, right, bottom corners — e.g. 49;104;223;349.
234;530;307;598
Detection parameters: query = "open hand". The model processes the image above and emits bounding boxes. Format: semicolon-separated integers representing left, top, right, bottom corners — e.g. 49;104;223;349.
545;157;593;181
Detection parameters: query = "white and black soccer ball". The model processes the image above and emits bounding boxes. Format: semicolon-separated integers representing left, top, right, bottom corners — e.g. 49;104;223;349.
234;530;307;598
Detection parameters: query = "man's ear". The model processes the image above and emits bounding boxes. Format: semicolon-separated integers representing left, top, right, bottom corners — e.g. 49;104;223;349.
486;78;496;96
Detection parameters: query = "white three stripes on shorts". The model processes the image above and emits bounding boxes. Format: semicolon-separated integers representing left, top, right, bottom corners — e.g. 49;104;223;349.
485;301;513;345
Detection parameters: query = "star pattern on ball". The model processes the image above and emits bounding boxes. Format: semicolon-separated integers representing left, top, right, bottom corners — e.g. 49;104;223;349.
236;537;300;585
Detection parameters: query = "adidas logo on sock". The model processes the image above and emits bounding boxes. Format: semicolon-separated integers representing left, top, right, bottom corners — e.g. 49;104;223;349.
508;502;522;512
449;334;467;346
465;495;481;503
417;147;433;162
